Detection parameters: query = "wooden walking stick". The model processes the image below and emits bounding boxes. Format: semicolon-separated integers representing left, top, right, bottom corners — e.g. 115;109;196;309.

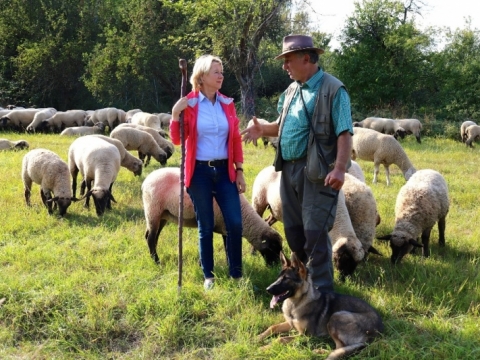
178;58;188;294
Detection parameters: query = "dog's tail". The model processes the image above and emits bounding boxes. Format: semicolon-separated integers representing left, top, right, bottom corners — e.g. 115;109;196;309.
325;343;366;360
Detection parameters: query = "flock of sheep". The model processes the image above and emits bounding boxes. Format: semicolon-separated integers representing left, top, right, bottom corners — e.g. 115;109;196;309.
0;108;470;276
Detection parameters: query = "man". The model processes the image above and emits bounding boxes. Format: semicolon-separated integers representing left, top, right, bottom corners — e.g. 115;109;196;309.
241;34;353;292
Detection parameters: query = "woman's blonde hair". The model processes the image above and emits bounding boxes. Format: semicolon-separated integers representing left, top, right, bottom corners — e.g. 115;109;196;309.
190;55;223;91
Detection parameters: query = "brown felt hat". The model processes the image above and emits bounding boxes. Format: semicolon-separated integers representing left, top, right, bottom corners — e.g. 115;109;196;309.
274;34;324;59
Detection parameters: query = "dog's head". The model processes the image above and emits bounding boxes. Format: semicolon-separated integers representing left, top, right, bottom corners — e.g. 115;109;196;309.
266;252;308;308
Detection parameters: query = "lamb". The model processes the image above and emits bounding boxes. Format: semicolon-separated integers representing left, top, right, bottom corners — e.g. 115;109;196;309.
464;124;480;148
353;117;406;139
89;107;125;130
59;123;106;136
377;169;449;264
68;136;121;216
40;110;87;133
110;126;168;165
0;108;40;130
89;134;143;176
352;127;416;186
116;123;174;165
131;111;161;130
141;167;284;267
251;166;373;278
394;118;423;143
26;107;57;133
460;120;476;143
0;139;29;150
247;118;278;148
22;148;77;216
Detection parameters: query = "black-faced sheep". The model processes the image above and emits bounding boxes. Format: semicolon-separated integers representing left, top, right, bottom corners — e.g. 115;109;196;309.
141;167;283;267
68;136;121;216
89;107;125;131
247;118;278;148
464;124;480;148
26;108;57;133
125;109;142;123
460;120;476;143
377;169;449;264
0;139;29;150
353;117;406;140
352;127;416;186
40;110;87;133
155;113;172;129
394;118;423;143
110;126;168;165
22;149;78;216
60;123;105;136
0;108;40;131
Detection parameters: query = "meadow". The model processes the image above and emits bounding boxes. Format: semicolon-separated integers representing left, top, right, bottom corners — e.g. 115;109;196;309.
0;131;479;359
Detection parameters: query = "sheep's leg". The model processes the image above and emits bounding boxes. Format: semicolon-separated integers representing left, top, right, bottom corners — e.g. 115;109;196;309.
106;183;114;210
421;227;432;257
373;163;380;184
222;235;230;266
139;152;147;166
80;179;87;196
146;219;167;264
384;165;391;186
23;180;32;206
84;179;93;209
41;190;54;214
438;217;446;247
71;167;79;198
415;134;421;144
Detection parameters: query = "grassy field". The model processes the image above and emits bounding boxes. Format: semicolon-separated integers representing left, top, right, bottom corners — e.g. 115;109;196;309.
1;131;479;359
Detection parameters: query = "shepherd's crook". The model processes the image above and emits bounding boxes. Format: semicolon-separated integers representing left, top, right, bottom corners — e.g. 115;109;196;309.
178;58;188;294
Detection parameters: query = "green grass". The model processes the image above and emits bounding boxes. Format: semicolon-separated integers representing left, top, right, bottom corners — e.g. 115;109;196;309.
0;132;479;359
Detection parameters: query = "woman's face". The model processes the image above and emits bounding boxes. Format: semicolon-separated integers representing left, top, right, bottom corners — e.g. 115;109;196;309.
201;61;224;92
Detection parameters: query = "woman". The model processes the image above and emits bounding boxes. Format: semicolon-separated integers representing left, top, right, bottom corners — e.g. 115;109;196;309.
170;55;246;290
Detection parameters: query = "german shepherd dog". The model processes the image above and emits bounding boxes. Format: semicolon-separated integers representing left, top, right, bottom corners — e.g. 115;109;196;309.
258;252;384;359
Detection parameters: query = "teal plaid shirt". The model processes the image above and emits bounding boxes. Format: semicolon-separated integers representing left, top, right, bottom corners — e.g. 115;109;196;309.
278;68;353;161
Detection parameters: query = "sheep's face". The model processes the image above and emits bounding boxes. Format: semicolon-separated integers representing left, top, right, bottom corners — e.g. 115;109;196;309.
257;231;283;266
390;233;414;264
56;197;72;216
333;243;359;281
131;161;143;176
92;189;111;216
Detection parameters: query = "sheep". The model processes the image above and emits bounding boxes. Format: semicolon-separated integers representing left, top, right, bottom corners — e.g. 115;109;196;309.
89;107;125;130
0;108;40;130
68;136;121;216
394;118;423;143
26;107;57;133
141;167;284;267
247;118;278;148
125;109;142;123
0;139;29;150
40;110;87;133
60;123;106;136
89;134;143;176
110;126;168;165
464;124;480;148
251;165;372;278
352;127;416;186
377;169;449;264
131;111;161;130
155;112;172;129
347;160;366;183
22;148;77;216
116;123;174;166
460;120;476;143
353;117;406;140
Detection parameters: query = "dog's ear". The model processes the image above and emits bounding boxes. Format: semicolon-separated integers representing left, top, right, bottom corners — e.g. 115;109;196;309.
291;253;308;279
280;251;290;268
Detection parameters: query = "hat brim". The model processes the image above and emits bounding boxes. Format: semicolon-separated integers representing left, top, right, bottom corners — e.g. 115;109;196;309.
274;47;324;60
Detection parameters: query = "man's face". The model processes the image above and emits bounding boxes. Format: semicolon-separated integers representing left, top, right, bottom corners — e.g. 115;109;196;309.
281;52;306;81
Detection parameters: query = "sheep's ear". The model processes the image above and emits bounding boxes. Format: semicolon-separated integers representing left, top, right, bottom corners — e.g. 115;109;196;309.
368;246;383;256
279;251;290;268
46;196;58;204
110;193;117;203
377;234;392;241
409;239;423;248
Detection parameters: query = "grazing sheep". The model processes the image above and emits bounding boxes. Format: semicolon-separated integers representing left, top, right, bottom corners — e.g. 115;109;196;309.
377;169;449;264
460;120;476;143
353;117;406;140
142;167;283;267
251;166;371;278
131;111;162;130
116;123;174;165
247;118;278;148
22;149;77;216
89;107;125;130
347;160;366;183
394;118;423;143
60;123;105;136
40;110;87;133
68;136;121;216
26;107;57;133
155;112;172;129
352;127;416;186
0;139;29;150
464;124;480;148
110;126;168;165
89;134;143;176
0;108;40;130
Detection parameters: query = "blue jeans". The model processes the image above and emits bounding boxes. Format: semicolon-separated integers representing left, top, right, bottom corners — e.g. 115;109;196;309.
187;162;243;279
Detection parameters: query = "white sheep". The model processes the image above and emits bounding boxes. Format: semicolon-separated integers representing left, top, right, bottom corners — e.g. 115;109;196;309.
0;108;40;130
247;118;278;148
347;160;366;183
141;167;284;267
89;134;143;176
131;111;162;130
460;120;476;143
26;107;57;133
60;123;106;136
353;117;406;140
377;169;449;264
41;110;87;133
90;107;125;130
125;109;142;123
22;148;77;216
68;136;121;216
394;118;423;143
116;123;174;165
352;127;416;186
0;139;29;150
110;126;168;165
156;112;172;129
464;124;480;148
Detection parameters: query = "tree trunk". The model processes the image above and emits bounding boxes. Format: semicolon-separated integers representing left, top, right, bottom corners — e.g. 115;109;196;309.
238;73;256;119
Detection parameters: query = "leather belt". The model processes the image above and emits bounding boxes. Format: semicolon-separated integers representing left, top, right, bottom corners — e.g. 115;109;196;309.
196;159;228;167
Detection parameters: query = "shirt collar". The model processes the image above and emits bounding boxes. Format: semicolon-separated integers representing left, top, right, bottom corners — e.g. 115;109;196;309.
199;91;217;103
296;67;323;89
